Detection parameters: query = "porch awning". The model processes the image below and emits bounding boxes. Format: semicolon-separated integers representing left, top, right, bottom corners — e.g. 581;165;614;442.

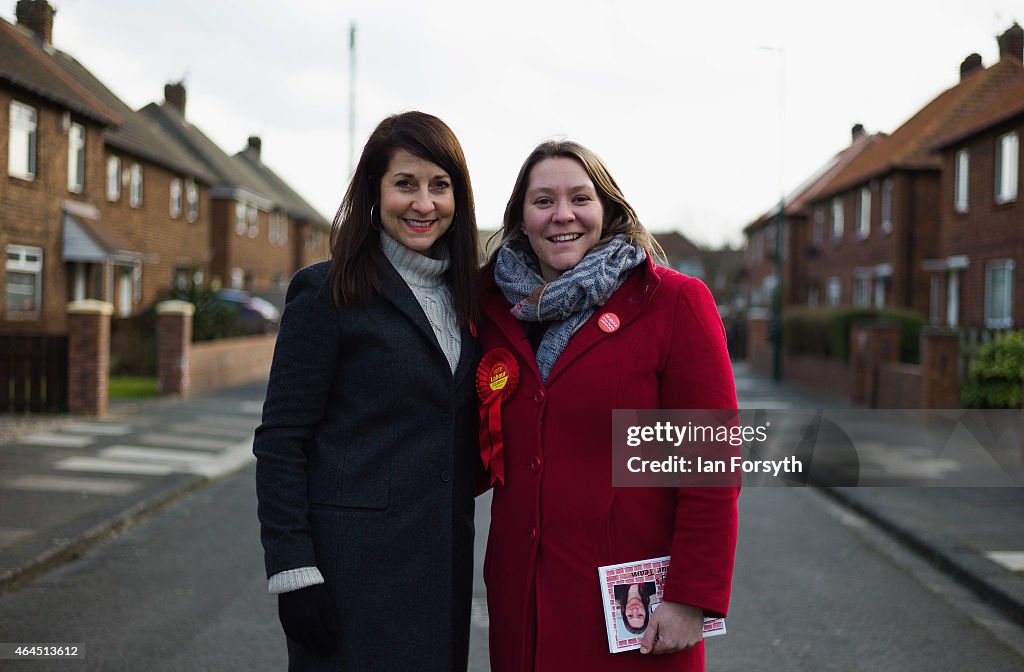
62;212;141;265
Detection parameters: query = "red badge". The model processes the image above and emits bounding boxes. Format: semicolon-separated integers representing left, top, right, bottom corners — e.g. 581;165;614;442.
476;348;520;486
598;312;621;333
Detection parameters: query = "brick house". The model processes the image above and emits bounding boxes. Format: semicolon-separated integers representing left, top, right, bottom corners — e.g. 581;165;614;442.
141;91;330;297
796;25;1024;317
2;0;329;341
926;24;1024;329
743;125;881;309
1;1;221;336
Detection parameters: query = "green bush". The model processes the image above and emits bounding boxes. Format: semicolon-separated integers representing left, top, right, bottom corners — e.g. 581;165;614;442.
782;306;926;363
168;284;246;343
960;331;1024;409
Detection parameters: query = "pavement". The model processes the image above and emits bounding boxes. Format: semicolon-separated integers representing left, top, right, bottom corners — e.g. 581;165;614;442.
0;364;1022;633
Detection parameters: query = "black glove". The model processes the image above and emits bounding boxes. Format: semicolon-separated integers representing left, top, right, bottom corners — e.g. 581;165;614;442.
278;583;340;656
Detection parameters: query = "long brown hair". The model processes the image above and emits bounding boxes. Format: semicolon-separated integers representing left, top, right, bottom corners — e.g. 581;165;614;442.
489;140;664;265
328;111;479;326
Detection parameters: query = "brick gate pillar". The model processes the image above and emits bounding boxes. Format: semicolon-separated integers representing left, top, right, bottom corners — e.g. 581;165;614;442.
920;328;960;409
66;300;113;416
156;300;194;397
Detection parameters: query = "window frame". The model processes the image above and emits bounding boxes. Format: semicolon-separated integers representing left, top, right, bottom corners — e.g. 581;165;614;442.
106;155;121;201
856;187;871;239
129;163;144;208
67;122;85;193
984;259;1014;328
830;197;844;242
954;148;970;212
169;178;183;218
8;101;38;180
881;178;893;233
995;131;1019;204
5;244;44;318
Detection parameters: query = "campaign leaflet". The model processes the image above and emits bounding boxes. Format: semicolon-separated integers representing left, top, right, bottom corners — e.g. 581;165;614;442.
597;555;727;653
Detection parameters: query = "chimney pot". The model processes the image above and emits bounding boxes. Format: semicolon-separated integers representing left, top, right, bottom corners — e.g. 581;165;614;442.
960;53;983;79
998;22;1023;63
164;82;187;116
247;136;262;160
851;123;865;141
15;0;55;45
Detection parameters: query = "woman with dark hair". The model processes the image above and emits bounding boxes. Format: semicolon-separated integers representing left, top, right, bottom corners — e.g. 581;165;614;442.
254;111;481;671
615;582;657;635
478;140;738;671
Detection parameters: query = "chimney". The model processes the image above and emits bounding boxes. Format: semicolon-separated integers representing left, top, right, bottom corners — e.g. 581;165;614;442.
851;123;865;141
164;81;187;116
959;53;983;80
998;22;1023;63
15;0;55;45
246;136;262;161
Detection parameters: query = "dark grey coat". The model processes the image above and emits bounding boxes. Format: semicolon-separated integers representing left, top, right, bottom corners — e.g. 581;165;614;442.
254;260;479;671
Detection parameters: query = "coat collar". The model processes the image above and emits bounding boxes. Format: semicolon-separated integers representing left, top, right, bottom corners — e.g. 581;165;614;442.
380;256;474;385
480;255;663;387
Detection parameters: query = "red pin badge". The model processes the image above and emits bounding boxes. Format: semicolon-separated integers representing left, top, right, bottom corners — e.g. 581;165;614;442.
598;312;620;333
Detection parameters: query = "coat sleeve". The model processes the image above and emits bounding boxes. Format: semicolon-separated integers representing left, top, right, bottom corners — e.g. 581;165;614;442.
254;264;340;578
658;275;740;618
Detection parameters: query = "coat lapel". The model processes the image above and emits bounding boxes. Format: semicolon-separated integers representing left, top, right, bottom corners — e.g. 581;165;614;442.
378;257;449;367
543;258;662;388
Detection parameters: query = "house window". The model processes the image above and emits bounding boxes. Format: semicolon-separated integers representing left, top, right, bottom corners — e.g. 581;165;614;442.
826;277;841;306
235;202;247;236
947;271;960;328
955;149;970;212
985;260;1014;328
813;205;825;245
247;205;259;238
5;244;43;317
856;188;871;239
186;180;199;222
269;212;289;246
873;277;887;308
106;156;121;201
129;163;144;207
169;178;183;218
67;122;85;193
8;101;37;180
995;132;1019;204
830;197;844;242
929;274;942;325
230;267;245;289
881;179;893;233
853;276;871;307
808;285;820;307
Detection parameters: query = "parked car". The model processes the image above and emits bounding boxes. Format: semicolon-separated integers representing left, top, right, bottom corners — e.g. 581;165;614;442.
212;289;281;335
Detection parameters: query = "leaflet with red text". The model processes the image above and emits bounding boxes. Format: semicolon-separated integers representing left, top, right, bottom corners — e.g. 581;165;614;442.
598;555;727;653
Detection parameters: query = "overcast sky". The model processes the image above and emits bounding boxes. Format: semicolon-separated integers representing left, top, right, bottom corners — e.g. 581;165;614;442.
4;1;1020;247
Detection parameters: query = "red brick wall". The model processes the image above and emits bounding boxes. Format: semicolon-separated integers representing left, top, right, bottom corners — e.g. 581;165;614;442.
936;116;1024;327
188;334;275;395
876;363;922;408
781;353;852;398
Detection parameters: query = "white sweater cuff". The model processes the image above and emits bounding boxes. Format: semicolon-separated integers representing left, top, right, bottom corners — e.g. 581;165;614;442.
267;566;325;594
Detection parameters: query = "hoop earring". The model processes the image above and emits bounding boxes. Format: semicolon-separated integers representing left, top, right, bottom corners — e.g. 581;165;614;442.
370;203;380;231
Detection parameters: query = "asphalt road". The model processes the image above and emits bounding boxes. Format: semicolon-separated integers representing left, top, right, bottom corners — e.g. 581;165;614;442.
1;466;1022;671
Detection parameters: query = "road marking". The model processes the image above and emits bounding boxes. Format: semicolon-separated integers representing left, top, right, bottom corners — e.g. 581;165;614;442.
985;551;1024;572
55;457;174;476
60;422;133;436
4;474;140;496
168;422;252;439
193;415;260;430
136;433;231;451
239;401;263;414
20;433;95;448
0;527;32;548
101;445;221;468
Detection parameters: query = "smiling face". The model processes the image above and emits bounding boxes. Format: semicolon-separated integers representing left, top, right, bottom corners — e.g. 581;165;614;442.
379;148;455;256
624;583;647;630
521;157;604;282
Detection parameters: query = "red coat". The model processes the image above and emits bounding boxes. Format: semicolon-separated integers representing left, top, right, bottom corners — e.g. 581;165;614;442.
479;257;739;672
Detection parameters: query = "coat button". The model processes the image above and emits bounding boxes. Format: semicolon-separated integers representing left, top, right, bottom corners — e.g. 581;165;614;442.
533;388;545;404
441;412;453;425
529;527;537;542
529;456;542;473
440;470;451;482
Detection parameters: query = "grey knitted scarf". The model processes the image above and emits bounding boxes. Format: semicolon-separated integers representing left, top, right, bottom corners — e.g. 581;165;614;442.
494;234;646;381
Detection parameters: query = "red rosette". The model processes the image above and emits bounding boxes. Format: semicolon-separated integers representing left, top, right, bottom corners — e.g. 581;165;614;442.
476;348;519;486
